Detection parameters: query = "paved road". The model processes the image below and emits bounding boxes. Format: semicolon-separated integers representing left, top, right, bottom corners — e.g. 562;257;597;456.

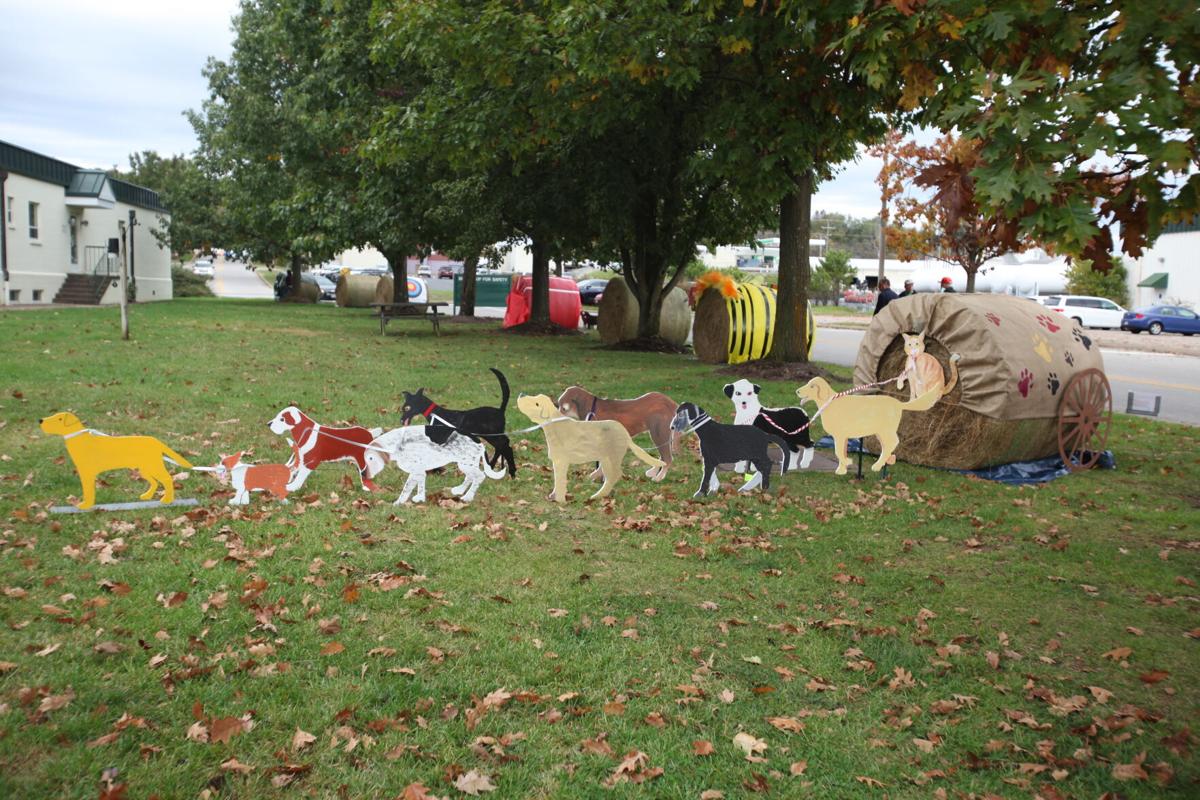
209;258;274;299
811;326;1200;426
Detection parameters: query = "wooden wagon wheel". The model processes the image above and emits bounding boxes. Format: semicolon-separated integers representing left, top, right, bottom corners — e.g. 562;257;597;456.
1057;368;1112;472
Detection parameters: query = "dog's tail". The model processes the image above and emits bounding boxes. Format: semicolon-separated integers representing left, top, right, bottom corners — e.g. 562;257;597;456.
161;445;194;470
481;450;507;480
491;368;510;414
901;386;940;412
767;435;791;474
628;439;666;469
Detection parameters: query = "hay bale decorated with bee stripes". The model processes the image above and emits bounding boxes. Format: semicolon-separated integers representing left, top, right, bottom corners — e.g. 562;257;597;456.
597;277;691;346
691;276;814;364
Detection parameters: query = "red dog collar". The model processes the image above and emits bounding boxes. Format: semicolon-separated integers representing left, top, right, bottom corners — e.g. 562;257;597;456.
423;402;438;418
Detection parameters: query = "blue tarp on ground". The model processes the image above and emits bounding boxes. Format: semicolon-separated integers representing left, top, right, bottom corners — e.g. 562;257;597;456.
813;435;1116;485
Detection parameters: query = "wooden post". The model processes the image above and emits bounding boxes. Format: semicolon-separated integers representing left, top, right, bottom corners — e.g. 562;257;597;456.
118;222;130;340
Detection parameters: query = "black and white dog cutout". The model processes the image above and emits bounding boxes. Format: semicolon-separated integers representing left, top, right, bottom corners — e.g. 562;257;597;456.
671;402;791;497
364;427;506;504
725;379;815;472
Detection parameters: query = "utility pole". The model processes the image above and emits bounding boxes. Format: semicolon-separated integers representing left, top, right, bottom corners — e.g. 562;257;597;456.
117;221;130;340
128;209;137;301
877;149;887;282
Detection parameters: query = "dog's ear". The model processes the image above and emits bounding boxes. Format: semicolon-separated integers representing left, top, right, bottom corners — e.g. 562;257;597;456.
723;383;735;399
753;384;762;395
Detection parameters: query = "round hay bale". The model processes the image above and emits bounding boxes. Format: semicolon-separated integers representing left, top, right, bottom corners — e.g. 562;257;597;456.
284;277;319;304
597;278;691;346
597;277;638;345
853;293;1106;470
374;275;394;305
335;273;379;308
693;288;731;363
692;284;813;364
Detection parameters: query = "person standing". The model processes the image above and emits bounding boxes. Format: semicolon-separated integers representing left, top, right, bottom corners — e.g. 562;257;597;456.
939;277;957;293
873;278;898;315
898;279;916;298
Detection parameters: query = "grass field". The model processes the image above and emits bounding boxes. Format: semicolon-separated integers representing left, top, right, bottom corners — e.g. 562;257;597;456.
1;299;1196;799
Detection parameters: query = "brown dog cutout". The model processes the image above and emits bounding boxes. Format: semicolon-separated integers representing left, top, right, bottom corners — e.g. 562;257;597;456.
517;394;664;503
556;386;679;480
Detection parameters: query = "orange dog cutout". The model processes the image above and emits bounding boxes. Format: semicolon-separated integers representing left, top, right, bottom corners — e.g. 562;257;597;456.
217;452;293;505
40;411;193;509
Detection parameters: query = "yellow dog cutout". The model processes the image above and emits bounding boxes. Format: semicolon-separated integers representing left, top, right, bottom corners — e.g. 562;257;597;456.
795;378;938;475
516;394;664;503
40;412;193;509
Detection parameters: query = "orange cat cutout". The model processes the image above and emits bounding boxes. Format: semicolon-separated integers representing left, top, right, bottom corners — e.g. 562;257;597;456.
896;331;961;400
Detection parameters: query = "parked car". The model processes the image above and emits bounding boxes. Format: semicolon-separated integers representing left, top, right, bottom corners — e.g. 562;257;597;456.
416;265;432;278
577;278;609;305
1121;305;1200;336
1042;295;1127;329
192;258;214;277
437;263;464;279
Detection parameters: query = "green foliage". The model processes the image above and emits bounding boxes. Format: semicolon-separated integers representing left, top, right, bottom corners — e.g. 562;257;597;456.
112;152;223;258
1065;257;1130;307
841;0;1200;267
811;249;857;303
170;264;215;298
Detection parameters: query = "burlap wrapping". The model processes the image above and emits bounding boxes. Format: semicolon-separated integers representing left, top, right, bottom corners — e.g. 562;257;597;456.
851;293;1106;469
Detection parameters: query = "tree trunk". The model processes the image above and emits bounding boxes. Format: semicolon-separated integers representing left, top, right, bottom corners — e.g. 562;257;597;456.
287;253;303;303
460;252;478;316
529;237;551;326
965;264;977;293
635;272;665;340
771;172;813;362
384;249;409;304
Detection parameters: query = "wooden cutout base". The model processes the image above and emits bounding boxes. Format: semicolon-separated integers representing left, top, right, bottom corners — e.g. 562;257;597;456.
50;498;200;514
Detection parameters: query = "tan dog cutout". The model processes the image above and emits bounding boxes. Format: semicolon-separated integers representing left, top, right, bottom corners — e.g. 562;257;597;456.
517;394;664;503
795;378;938;475
40;411;193;509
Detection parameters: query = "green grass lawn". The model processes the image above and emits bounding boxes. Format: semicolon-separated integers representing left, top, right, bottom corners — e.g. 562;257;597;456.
1;299;1196;799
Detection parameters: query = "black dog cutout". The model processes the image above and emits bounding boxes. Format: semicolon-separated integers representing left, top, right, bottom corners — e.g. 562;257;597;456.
671;402;791;497
400;368;517;477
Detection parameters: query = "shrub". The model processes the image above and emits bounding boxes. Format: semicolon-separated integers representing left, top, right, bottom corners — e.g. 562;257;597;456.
1064;257;1129;307
172;264;215;298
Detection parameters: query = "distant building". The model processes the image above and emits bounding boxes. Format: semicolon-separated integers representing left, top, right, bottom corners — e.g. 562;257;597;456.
1;140;171;305
1129;218;1200;308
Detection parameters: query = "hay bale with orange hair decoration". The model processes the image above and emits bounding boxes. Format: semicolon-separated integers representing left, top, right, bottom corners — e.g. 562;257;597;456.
692;278;814;364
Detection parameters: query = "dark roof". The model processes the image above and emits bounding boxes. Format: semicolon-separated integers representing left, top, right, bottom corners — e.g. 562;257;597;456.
1163;215;1199;234
0;139;168;213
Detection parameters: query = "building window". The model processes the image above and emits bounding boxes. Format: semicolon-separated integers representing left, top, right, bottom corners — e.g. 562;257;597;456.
28;201;39;239
5;196;12;224
32;290;43;302
8;290;18;303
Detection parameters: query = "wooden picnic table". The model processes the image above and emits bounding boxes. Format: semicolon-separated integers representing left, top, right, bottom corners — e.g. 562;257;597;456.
370;302;448;336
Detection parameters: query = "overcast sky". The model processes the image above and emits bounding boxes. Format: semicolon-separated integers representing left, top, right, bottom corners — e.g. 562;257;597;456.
0;0;889;219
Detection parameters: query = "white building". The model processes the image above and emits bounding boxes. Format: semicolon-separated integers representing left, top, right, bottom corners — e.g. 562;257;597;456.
1;140;172;305
1128;219;1200;309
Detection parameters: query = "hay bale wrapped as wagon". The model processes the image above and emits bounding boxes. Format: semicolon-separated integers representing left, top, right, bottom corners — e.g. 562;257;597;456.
335;273;380;307
692;282;814;364
852;293;1106;470
373;275;394;305
597;277;692;346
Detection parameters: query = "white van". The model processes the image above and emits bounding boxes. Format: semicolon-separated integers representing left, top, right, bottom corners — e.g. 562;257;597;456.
1042;295;1126;329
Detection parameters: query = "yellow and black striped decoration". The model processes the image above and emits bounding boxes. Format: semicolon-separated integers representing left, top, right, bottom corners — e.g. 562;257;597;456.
724;285;815;364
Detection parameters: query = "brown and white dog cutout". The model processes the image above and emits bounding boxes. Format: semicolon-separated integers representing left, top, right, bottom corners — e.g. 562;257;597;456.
217;451;292;505
268;406;381;492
